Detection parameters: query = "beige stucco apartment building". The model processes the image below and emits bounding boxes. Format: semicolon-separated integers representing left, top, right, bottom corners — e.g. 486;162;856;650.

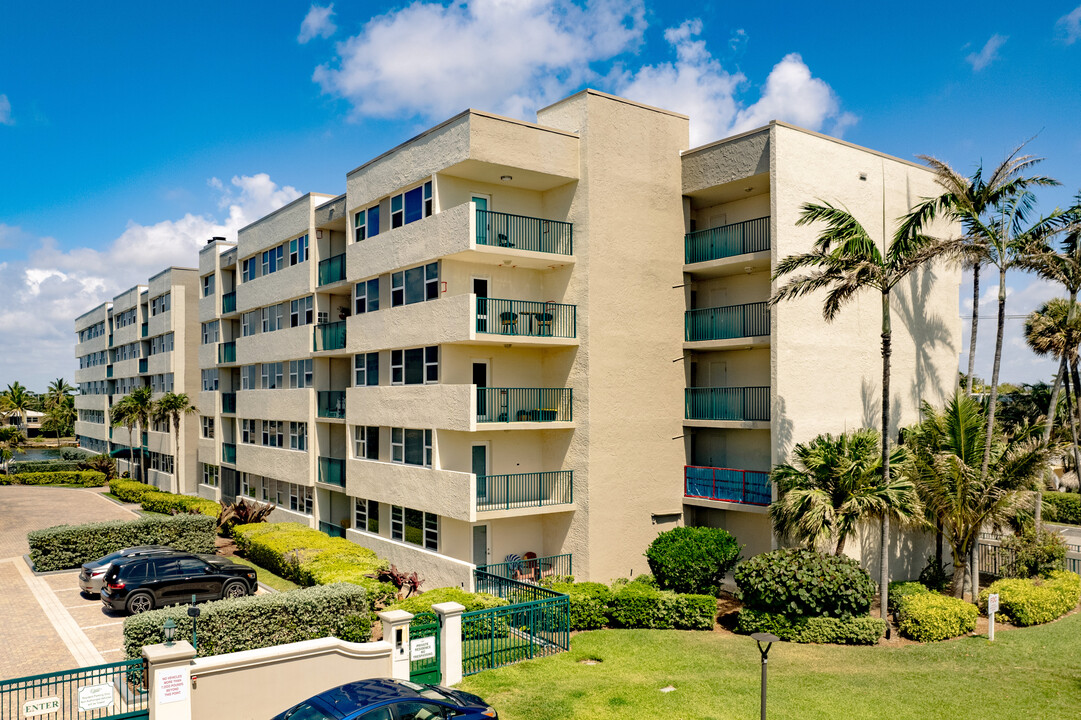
76;90;960;587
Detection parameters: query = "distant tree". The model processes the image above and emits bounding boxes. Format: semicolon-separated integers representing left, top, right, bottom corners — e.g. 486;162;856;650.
153;392;198;492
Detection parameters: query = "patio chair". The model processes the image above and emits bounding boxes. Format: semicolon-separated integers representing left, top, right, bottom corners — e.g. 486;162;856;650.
500;311;518;333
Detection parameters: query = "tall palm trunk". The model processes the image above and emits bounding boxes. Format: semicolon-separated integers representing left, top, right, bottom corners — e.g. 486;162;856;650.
127;425;135;480
172;415;181;494
139;421;147;485
1067;359;1081;480
966;263;980;396
1037;357;1067;522
879;290;892;621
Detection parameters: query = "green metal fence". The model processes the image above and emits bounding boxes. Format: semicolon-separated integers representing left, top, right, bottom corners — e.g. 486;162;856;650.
313;321;347;352
684;465;771;506
475;209;573;255
476;554;573;583
318;253;346;285
317;390;346;418
409;612;441;684
0;658;148;720
979;533;1081;577
476;298;575;338
476;387;572;423
318;456;345;487
685;216;770;264
685;302;769;341
685;386;770;421
476;471;573;512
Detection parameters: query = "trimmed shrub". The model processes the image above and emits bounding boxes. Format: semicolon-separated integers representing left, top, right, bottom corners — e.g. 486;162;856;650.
0;471;106;487
888;581;932;616
28;514;216;571
550;582;614;630
897;593;977;642
1002;528;1067;578
8;459;84;474
391;587;507;615
734;549;875;619
123;583;370;660
1043;492;1081;526
110;479;158;503
233;522;394;606
645;526;741;595
978;571;1081;626
140;490;219;518
736;608;885;645
609;583;716;630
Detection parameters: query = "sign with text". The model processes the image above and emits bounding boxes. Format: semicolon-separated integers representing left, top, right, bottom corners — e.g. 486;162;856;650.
158;670;189;705
410;636;436;661
22;697;60;717
78;684;115;712
988;593;999;614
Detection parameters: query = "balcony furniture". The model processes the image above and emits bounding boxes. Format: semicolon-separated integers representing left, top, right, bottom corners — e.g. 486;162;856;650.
534;312;553;335
497;233;513;248
500;311;518;333
475;208;572;255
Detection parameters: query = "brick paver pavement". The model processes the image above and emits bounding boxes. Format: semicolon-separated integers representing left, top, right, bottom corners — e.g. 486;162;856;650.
0;485;137;559
0;561;78;678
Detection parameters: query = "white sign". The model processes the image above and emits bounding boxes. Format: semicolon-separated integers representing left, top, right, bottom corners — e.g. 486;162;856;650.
78;684;115;712
988;593;999;614
157;670;189;705
410;636;436;661
22;697;60;717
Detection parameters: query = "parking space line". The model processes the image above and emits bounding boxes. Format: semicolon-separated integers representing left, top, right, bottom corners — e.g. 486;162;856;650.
10;559;104;667
82;621;124;630
53;587;83;593
100;648;123;654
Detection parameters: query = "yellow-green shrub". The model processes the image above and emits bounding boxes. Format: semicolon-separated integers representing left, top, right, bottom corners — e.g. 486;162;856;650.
140;490;219;518
109;479;160;503
898;593;977;642
978;571;1081;626
1;471;106;487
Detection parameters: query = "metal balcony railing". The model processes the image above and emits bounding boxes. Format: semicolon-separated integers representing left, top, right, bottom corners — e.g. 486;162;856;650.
685;387;769;422
141;323;148;338
218;341;236;364
684;465;771;506
138;359;148;374
476;388;572;423
685;302;769;341
313;321;346;352
319;521;346;538
476;471;573;512
222;291;236;314
685;216;770;264
477;553;573;580
318;253;346;285
222;443;236;464
476;298;576;338
221;392;236;414
318;457;346;487
317;390;346;419
475;209;573;255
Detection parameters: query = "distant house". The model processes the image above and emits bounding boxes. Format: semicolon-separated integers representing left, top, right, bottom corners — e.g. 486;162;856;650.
5;409;44;437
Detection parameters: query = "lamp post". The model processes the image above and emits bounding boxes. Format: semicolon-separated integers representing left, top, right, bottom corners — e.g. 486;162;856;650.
751;632;780;720
162;618;176;647
187;595;201;651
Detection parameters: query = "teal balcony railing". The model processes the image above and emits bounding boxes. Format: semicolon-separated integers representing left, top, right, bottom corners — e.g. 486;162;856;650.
317;390;346;419
218;341;236;364
685;465;771;506
477;387;572;423
222;442;236;464
476;470;573;512
221;392;236;414
686;302;769;341
313;321;346;352
318;457;346;487
477;553;573;581
685;216;770;264
476;298;576;338
106;366;113;378
318;253;346;285
138;359;148;374
108;334;113;347
475;209;573;255
685;387;770;421
222;291;236;314
141;322;148;338
319;521;346;538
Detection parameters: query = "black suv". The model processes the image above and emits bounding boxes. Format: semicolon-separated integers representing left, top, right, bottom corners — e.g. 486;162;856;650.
100;553;258;615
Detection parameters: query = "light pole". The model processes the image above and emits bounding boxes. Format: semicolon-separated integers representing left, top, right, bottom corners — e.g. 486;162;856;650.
751;632;780;720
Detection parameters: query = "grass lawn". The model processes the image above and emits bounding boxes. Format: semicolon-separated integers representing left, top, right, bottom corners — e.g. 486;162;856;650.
227;555;300;593
459;617;1081;719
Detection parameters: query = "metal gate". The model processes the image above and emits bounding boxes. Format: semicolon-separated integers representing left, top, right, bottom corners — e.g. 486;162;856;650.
0;659;148;720
409;612;441;684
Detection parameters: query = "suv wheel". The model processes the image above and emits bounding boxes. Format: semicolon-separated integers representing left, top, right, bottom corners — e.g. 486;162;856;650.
222;581;247;599
126;592;154;615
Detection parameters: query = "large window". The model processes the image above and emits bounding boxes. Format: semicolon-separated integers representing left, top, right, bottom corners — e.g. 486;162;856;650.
241;310;258;337
261;362;284;390
150;293;171;316
390;346;437;385
201;417;215;439
391;505;438;550
355;352;379;386
354;498;380;534
289;359;313;389
289;421;307;451
391;263;439;307
355;278;379;314
289;484;313;514
262;304;283;333
201;321;219;345
241;364;257;390
201;368;219;392
261;246;284;277
241;419;255;444
391;428;432;467
290;296;313;327
354;205;380;242
201;464;219;487
289;235;309;265
242;257;255;283
262;420;284;448
202;274;215;297
390;181;433;229
354;426;379;460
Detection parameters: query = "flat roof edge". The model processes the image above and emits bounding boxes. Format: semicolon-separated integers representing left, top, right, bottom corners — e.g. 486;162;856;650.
238;192;335;235
75;302;111;323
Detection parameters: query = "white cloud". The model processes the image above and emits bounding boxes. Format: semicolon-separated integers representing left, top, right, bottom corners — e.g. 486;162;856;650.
0;175;300;392
0;94;13;125
966;34;1007;71
298;4;337;44
729;53;843;135
313;0;646;121
1057;5;1081;44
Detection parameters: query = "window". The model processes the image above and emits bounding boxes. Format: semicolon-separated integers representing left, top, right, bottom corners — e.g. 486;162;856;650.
201;417;215;439
289;359;313;389
262;304;283;333
242;310;258;337
289;484;313;514
391;263;439;307
391;506;438;550
261;362;284;390
289;422;307;451
201;321;220;345
390;181;433;229
391;428;432;467
262;420;284;448
354;498;380;535
354;426;379;460
390;347;437;385
261;245;284;277
201;464;219;487
289;235;309;265
201;368;219;392
241;419;255;444
355;353;378;386
241;364;257;391
240;472;251;498
355;279;379;314
290;296;313;327
202;274;215;297
150;293;171;316
354;205;381;242
242;258;255;283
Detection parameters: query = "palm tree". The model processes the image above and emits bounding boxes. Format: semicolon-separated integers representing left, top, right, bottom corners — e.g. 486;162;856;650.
0;426;26;473
770;201;950;620
127;387;156;484
2;382;33;433
153;392;198;493
769;429;919;555
45;378;74;410
903;391;1049;598
111;396;139;479
43;396;76;447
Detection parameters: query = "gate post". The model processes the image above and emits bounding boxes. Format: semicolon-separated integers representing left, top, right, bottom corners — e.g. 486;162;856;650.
142;641;196;720
378;610;414;680
433;602;465;686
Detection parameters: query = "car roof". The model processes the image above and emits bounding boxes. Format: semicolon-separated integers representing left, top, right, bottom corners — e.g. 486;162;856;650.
314;679;429;712
112;551;196;567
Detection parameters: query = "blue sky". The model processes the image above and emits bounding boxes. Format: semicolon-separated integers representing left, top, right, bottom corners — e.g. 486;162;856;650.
1;1;1080;391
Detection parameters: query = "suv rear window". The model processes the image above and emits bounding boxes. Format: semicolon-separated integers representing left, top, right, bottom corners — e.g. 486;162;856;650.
118;560;151;581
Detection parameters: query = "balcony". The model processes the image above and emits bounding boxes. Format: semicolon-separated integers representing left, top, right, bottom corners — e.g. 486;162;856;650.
477;388;572;423
318;457;346;487
218;341;236;364
138;359;148;374
317;390;346;419
222;291;236;314
685;387;769;422
475;209;573;255
141;323;148;338
476;471;573;512
686;302;769;342
313;321;346;352
222;443;236;464
476;298;575;339
685;217;770;265
221;392;236;415
319;521;346;538
106;367;113;378
318;253;346;286
684;465;771;506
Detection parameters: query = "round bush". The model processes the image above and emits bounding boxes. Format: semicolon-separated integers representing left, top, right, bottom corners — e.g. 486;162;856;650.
645;526;741;595
898;593;976;642
978;571;1080;626
887;581;931;616
734;548;875;619
551;581;613;630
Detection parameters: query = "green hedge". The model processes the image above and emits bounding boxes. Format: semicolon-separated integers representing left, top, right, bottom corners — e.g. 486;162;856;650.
392;587;508;615
736;608;886;645
978;571;1081;626
550;582;613;630
897;593;977;642
140;490;219;518
888;581;932;615
8;459;84;474
109;479;158;504
123;583;370;660
0;471;106;487
735;549;876;619
609;583;716;630
28;514;216;571
1043;492;1081;526
645;526;741;595
233;522;394;606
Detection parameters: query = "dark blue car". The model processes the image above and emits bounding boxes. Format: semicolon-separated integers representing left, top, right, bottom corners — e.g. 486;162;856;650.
271;678;497;720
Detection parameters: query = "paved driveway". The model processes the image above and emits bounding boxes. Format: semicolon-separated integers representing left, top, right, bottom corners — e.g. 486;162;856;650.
0;485;138;560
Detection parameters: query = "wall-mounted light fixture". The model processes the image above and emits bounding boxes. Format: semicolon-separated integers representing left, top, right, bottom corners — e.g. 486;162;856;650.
500;175;513;182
